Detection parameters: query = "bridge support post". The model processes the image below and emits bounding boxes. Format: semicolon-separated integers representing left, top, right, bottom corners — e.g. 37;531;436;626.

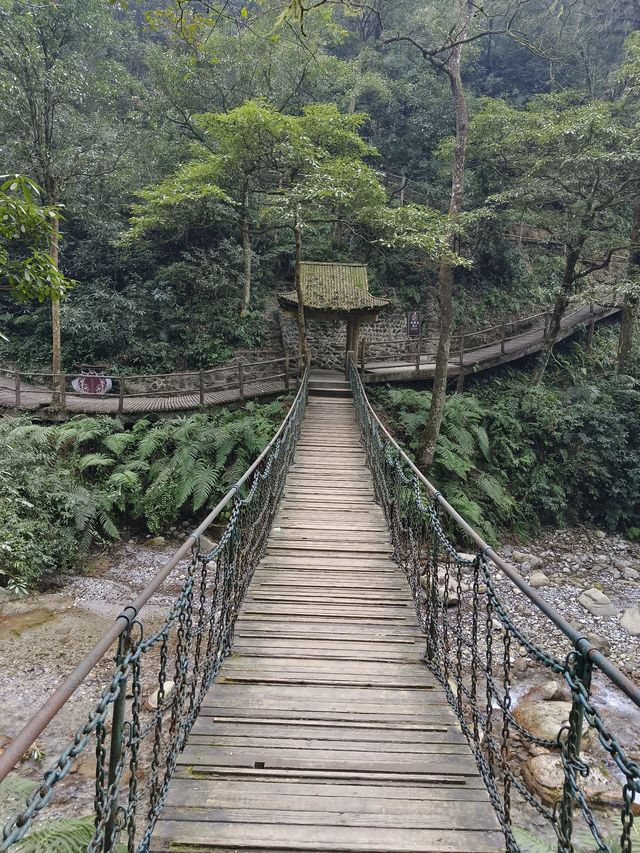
103;632;128;851
359;339;366;381
199;368;205;405
415;329;422;375
456;335;465;393
59;373;66;411
238;362;245;401
118;378;124;414
500;324;506;355
14;371;20;408
284;353;290;390
585;303;595;353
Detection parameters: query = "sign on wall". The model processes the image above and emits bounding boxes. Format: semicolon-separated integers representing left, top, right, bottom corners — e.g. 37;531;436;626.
406;310;421;339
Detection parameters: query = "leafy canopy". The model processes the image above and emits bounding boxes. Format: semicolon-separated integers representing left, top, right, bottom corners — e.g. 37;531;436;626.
468;94;640;259
0;175;71;302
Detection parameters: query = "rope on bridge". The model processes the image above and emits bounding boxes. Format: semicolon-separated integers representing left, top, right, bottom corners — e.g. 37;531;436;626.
347;355;640;853
0;369;309;852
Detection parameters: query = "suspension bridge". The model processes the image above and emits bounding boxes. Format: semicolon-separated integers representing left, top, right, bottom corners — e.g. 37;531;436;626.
0;358;639;852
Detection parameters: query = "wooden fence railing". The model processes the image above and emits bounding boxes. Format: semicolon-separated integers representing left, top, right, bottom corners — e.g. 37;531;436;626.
359;298;622;381
0;353;298;413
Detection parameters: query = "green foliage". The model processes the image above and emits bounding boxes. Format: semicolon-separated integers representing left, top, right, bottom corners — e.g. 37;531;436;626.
14;815;126;853
372;333;640;539
371;386;515;541
0;176;71;303
467;94;639;285
0;399;289;591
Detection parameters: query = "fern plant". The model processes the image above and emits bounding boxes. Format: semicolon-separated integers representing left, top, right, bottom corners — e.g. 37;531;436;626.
0;398;289;590
371;387;515;541
13;816;125;852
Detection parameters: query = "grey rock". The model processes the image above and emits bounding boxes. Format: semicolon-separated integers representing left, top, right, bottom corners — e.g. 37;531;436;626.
577;588;617;618
584;631;612;655
595;530;607;540
512;550;527;563
529;570;551;589
622;567;640;581
620;607;640;636
438;586;460;607
147;536;166;547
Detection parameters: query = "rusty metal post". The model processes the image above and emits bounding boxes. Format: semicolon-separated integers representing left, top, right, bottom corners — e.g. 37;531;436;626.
284;353;290;391
501;324;506;355
118;378;124;415
199;368;205;406
238;362;244;401
14;371;20;408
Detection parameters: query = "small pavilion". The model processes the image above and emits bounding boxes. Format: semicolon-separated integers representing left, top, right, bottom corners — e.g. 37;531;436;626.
278;261;389;364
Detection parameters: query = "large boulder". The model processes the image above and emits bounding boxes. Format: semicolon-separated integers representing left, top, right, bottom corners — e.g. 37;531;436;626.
522;755;601;804
522;755;640;814
529;570;551;589
514;700;575;744
620;607;640;636
577;588;617;618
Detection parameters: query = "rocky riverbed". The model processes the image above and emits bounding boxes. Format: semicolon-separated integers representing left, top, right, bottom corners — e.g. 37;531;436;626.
496;527;640;680
0;537;189;827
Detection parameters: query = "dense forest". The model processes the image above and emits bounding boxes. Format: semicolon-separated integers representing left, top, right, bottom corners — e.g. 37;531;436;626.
1;0;640;591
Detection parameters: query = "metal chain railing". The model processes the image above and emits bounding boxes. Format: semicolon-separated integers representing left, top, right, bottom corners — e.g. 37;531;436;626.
348;356;640;853
0;368;309;852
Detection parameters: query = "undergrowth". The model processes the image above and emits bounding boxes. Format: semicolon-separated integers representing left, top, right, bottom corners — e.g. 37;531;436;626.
370;331;640;541
0;398;290;593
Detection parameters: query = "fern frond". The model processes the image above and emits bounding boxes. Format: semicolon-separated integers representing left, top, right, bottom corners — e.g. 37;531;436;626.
78;453;115;471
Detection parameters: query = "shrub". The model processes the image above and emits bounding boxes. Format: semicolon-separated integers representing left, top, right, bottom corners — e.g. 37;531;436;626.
0;398;289;591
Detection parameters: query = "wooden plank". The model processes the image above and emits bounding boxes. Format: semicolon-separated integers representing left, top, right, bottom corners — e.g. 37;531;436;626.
150;821;504;852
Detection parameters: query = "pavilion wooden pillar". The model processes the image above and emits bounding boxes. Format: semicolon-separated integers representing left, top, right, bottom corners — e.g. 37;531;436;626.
351;318;362;367
346;319;354;374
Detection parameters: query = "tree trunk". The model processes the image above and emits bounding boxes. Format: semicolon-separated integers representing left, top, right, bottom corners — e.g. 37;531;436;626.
618;200;640;374
293;208;308;366
240;193;251;313
530;245;581;386
418;2;472;471
618;296;638;373
50;214;62;406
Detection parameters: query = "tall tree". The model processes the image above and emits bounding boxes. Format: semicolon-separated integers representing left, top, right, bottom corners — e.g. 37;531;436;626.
615;32;640;374
281;0;534;469
124;100;376;313
468;94;639;383
0;0;134;392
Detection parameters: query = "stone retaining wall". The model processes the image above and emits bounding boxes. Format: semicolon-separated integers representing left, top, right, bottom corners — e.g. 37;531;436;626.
279;305;438;370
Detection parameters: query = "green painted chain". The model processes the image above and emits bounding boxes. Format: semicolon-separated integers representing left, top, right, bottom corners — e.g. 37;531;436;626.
1;371;308;852
347;357;640;853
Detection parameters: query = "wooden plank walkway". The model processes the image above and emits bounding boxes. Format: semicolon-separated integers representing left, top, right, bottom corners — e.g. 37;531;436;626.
151;394;502;852
0;376;286;415
365;302;620;383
